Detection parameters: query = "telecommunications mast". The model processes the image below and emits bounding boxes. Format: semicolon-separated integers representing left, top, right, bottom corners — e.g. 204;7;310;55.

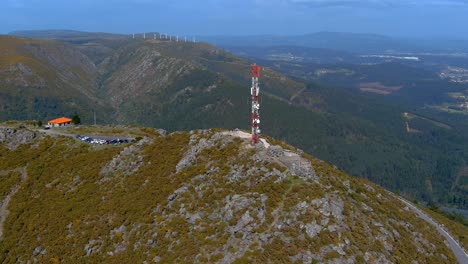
251;64;261;145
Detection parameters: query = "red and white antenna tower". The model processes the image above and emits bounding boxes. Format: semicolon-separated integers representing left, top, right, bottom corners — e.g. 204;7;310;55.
251;64;261;145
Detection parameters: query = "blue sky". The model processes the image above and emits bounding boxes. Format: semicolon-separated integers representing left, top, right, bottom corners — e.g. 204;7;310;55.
1;0;468;38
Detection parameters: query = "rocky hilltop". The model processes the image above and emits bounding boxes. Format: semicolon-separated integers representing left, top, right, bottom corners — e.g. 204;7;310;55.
0;125;461;263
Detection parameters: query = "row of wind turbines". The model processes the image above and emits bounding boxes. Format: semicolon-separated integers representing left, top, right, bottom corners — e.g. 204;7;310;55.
132;33;197;43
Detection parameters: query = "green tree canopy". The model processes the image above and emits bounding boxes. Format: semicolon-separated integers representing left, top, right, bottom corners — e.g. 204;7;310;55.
71;114;81;125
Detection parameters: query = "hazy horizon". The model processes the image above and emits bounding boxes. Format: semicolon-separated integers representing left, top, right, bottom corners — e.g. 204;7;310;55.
2;0;468;39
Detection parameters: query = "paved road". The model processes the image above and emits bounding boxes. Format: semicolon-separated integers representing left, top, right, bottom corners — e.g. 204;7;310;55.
37;128;73;137
396;196;468;264
37;128;134;142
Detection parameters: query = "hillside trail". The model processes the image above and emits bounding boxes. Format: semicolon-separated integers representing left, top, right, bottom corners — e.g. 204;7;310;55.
35;128;76;138
34;128;134;142
0;167;27;240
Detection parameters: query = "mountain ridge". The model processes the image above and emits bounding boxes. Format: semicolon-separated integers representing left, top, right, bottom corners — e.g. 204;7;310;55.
0;33;466;212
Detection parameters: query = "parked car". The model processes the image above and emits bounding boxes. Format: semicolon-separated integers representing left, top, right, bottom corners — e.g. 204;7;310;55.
75;134;133;145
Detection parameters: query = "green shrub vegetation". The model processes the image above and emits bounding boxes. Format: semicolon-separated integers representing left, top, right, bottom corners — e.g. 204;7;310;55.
418;204;468;251
0;127;460;263
0;171;21;200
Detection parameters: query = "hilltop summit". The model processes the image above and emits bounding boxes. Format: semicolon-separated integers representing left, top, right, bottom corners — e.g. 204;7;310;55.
0;125;461;263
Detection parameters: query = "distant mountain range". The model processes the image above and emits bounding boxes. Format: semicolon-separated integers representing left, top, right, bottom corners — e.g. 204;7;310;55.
9;29;128;40
201;31;468;54
11;30;468;54
1;30;467;211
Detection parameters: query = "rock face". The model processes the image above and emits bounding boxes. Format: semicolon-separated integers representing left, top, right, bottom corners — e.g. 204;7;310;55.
0;128;458;263
101;137;153;177
2;63;45;87
22;41;98;100
102;46;197;108
0;127;36;150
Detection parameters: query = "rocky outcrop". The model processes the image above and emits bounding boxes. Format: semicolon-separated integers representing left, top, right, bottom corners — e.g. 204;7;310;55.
176;131;231;173
0;127;36;150
21;41;99;100
151;130;453;263
102;46;197;108
100;136;153;177
1;63;46;87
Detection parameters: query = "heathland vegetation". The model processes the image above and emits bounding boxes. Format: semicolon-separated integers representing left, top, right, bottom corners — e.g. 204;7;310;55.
0;125;462;263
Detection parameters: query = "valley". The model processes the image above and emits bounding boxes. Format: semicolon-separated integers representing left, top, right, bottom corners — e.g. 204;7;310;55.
1;31;467;214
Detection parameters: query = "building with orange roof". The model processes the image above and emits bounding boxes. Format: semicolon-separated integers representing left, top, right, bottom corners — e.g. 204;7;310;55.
47;117;72;127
